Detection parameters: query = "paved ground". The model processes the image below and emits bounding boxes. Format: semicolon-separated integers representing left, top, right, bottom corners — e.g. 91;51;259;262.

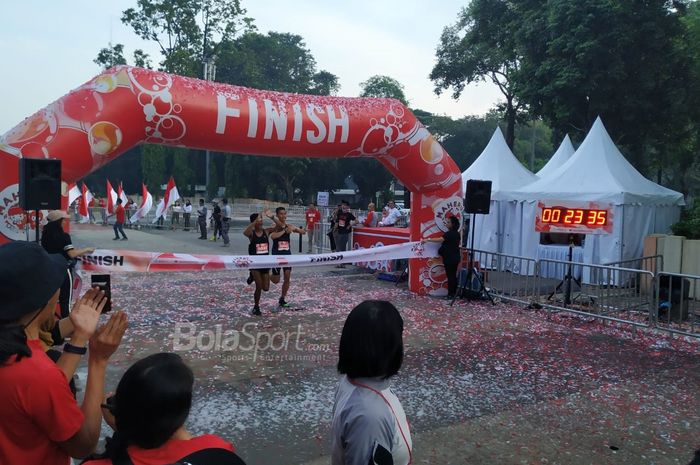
69;224;700;465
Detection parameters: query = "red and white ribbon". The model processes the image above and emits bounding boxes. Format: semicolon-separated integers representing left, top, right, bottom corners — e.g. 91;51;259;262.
76;241;439;274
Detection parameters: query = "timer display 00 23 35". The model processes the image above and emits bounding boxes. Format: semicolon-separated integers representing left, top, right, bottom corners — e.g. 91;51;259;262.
535;204;612;235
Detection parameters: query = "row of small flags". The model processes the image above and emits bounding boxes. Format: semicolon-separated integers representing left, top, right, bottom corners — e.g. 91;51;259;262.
67;177;180;224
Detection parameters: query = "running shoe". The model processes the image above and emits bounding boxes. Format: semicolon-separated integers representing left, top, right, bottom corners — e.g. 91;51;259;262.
278;299;291;308
251;306;261;316
246;274;254;285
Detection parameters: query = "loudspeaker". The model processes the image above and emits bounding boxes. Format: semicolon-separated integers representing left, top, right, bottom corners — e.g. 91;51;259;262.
465;179;491;214
19;158;61;210
403;189;411;209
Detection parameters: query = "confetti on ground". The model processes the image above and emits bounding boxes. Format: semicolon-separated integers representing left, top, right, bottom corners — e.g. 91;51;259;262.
83;268;700;465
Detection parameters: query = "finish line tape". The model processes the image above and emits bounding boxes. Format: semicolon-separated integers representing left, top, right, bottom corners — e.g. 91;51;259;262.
77;241;440;273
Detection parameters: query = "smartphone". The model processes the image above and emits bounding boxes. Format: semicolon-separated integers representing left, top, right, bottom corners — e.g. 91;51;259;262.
90;274;112;313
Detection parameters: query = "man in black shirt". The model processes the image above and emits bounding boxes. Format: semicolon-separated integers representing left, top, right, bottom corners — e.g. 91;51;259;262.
335;200;357;267
210;201;222;242
269;207;306;309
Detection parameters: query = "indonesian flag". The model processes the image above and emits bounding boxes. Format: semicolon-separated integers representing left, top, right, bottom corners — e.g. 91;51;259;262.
130;183;153;223
67;182;81;206
79;183;93;223
154;176;179;221
118;182;128;206
106;180;118;215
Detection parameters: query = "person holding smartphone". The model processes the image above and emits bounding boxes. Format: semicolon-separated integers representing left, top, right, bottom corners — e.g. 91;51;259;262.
41;210;96;318
0;242;128;465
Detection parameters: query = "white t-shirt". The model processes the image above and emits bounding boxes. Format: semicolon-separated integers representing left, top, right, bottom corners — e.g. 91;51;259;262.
331;375;412;465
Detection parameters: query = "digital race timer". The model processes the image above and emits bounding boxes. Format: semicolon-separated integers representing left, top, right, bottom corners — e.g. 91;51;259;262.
541;207;607;226
535;202;613;235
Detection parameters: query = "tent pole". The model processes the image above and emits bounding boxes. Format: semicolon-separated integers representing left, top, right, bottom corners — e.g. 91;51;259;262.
619;204;625;262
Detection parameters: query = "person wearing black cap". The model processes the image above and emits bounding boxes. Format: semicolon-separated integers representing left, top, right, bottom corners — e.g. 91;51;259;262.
0;242;128;465
41;210;96;319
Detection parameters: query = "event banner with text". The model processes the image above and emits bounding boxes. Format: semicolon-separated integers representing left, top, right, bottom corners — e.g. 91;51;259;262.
77;241;439;274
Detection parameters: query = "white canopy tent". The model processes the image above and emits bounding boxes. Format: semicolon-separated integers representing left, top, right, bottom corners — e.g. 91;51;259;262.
536;135;575;178
461;127;538;253
501;117;684;275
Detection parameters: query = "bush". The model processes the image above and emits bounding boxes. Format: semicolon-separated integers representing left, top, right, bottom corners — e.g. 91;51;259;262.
671;200;700;239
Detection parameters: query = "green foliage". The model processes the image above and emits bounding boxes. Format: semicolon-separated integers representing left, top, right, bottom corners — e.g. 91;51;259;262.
121;0;250;75
172;149;194;195
216;32;320;93
141;145;167;193
94;43;151;70
671;201;700;239
94;44;127;69
359;75;409;105
512;0;691;172
430;0;524;147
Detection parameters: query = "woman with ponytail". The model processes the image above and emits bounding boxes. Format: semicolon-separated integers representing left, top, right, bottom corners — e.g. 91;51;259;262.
0;242;128;465
85;353;246;465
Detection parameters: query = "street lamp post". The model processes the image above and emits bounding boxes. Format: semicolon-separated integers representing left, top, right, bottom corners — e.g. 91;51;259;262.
203;57;217;192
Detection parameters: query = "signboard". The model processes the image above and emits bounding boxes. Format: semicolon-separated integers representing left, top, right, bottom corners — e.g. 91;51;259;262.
316;191;329;207
535;201;613;235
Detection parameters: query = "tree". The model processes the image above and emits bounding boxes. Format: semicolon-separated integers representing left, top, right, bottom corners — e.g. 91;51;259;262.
94;43;152;69
359;75;408;105
121;0;250;76
310;70;340;96
141;145;167;192
512;0;692;174
94;44;127;68
431;0;523;148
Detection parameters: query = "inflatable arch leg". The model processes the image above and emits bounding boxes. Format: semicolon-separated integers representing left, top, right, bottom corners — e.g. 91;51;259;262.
0;66;463;295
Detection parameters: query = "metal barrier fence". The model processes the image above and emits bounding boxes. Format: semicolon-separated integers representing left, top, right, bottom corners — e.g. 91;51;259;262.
470;249;541;305
469;249;699;338
655;272;699;337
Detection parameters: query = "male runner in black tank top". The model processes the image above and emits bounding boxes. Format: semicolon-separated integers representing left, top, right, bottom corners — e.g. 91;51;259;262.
243;210;277;315
269;206;306;309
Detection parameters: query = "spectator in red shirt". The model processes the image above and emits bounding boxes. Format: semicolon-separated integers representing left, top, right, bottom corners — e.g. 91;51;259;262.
84;353;245;465
305;202;322;253
113;199;128;240
362;202;378;227
0;242;128;465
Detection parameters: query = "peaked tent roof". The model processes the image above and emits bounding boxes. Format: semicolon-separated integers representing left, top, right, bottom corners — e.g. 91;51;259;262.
536;135;575;179
502;117;684;205
461;127;538;200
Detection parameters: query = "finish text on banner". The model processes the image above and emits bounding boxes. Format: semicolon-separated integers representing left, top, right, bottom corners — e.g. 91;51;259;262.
77;242;439;273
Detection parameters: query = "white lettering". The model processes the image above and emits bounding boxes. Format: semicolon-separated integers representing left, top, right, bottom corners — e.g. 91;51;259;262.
326;105;349;143
292;103;303;142
247;98;259;138
263;99;288;140
306;104;327;144
215;94;241;134
172;322;197;351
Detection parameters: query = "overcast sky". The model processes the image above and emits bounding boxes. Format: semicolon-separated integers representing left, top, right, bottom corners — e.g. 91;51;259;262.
0;0;502;133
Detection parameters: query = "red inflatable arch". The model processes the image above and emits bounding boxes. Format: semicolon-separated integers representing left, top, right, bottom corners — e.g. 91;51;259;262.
0;66;463;294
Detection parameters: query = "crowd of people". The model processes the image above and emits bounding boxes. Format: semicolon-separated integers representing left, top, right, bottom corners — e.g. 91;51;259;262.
0;240;413;465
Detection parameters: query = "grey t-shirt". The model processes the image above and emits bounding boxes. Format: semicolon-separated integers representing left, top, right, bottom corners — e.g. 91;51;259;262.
331;375;412;465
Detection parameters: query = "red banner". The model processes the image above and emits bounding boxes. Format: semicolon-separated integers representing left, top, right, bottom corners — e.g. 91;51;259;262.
0;66;463;294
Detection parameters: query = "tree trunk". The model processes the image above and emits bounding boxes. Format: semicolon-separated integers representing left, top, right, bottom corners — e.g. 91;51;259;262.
505;97;516;149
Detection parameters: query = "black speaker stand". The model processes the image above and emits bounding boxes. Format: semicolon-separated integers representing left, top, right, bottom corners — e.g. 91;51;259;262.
547;242;582;305
451;213;494;306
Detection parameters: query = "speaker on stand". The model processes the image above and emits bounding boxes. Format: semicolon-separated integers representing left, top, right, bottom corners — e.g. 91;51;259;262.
452;179;495;305
19;158;62;242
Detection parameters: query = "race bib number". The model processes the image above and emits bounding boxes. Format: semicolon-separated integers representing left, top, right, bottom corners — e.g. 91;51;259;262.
256;243;269;254
278;241;290;251
338;219;346;227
